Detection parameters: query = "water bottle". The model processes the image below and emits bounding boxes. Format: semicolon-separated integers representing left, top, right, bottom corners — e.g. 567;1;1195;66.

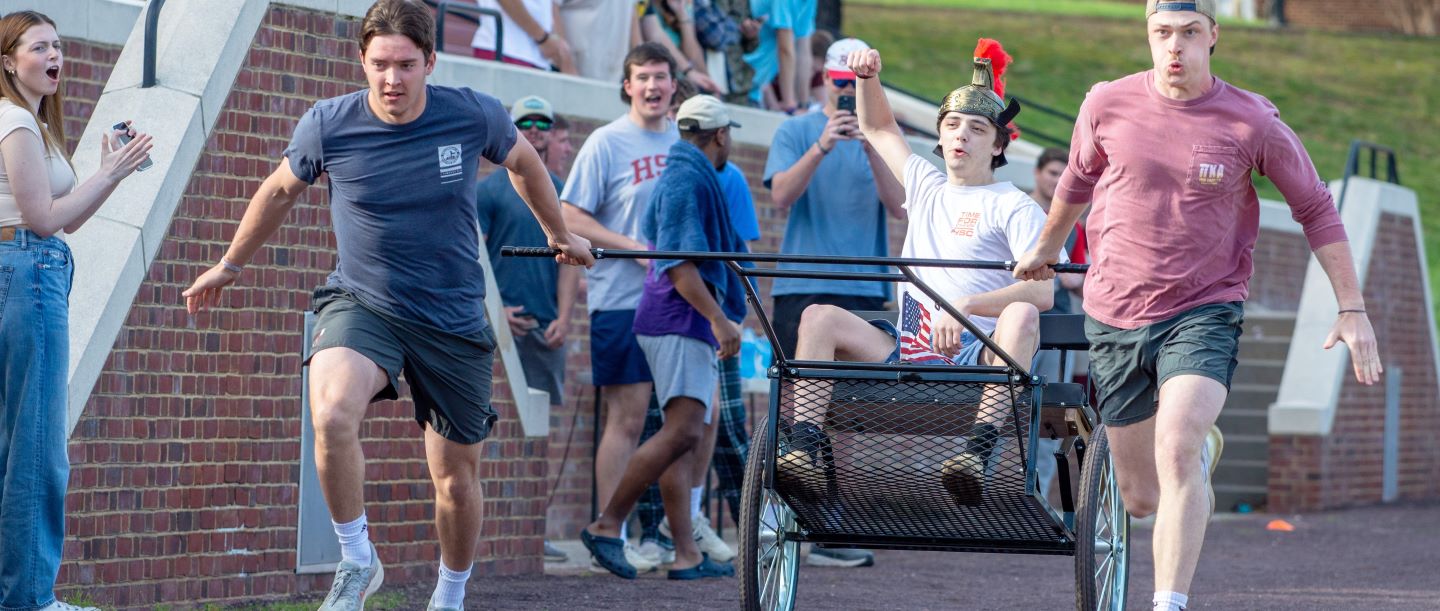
756;332;773;375
740;327;758;379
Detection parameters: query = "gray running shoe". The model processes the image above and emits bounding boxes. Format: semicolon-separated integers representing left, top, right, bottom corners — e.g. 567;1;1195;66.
543;540;569;563
426;605;461;611
806;545;874;567
318;542;384;611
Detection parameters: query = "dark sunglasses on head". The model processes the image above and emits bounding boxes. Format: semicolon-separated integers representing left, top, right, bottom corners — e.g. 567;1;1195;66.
516;118;553;131
832;78;856;89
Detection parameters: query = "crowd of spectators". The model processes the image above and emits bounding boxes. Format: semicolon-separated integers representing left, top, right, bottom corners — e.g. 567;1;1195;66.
468;0;842;114
467;1;1090;580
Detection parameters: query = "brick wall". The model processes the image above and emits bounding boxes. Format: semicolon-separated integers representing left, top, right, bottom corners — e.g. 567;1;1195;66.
1280;0;1434;33
60;40;123;155
1248;230;1310;310
1268;213;1440;512
1112;0;1433;33
57;7;547;608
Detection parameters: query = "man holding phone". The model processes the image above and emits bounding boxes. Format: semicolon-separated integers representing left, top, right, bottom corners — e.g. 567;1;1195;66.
761;36;904;568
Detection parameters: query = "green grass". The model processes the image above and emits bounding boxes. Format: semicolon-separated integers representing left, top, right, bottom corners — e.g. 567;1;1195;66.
203;590;408;610
851;0;1256;23
848;3;1440;316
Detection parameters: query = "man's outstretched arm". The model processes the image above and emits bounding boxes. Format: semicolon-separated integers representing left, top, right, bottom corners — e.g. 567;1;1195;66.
183;160;309;314
501;136;594;268
1312;241;1381;385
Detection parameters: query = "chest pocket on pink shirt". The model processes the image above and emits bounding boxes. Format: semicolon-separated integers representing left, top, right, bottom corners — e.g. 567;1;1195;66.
1186;145;1243;193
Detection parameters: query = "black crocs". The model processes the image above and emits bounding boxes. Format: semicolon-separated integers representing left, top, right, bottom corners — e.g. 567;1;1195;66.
581;528;636;579
667;555;735;580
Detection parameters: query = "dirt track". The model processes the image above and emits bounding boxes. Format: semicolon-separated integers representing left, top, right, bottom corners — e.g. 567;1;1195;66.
351;502;1440;610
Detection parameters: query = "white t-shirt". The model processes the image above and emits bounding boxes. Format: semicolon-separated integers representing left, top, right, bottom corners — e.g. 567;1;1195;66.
472;0;557;70
560;115;678;312
898;154;1060;337
0;99;76;229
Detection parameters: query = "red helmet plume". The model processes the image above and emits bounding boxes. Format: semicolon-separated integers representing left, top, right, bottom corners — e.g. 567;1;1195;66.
973;38;1011;98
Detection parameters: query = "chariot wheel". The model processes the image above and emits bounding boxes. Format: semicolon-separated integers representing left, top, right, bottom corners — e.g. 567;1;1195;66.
1075;425;1130;610
738;416;802;611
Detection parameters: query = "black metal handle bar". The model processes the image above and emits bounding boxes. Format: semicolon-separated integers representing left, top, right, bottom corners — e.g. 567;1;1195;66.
499;247;1088;274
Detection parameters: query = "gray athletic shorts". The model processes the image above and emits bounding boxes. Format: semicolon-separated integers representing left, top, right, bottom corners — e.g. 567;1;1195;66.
636;333;717;425
1085;301;1244;426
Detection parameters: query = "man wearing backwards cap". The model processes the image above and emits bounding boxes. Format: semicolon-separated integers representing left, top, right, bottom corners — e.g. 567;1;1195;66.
581;95;746;581
1014;2;1381;610
775;43;1057;527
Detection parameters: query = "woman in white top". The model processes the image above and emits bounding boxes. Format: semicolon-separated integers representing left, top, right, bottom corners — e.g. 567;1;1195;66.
0;10;151;611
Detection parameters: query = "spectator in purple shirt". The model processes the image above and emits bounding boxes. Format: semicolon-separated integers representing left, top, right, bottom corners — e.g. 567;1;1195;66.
581;95;745;581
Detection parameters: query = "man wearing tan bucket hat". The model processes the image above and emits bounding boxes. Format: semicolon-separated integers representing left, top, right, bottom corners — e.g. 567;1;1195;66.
1015;1;1382;609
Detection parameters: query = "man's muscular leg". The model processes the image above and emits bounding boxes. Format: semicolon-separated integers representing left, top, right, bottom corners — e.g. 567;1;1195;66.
1105;374;1224;599
595;382;654;511
308;347;390;524
1152;375;1225;595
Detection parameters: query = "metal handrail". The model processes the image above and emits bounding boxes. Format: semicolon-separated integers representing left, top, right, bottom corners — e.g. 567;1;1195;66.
431;1;505;63
142;0;166;88
1337;140;1401;212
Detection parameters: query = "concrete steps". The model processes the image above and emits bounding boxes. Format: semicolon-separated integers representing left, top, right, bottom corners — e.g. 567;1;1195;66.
1213;313;1294;512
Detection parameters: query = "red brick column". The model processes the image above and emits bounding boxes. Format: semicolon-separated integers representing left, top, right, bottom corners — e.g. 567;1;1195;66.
1269;213;1440;512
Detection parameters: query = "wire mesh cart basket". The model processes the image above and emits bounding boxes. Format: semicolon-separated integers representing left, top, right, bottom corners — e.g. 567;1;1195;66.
502;247;1127;611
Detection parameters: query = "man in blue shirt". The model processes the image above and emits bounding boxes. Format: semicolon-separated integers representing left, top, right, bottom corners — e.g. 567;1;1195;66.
582;95;744;581
478;96;577;415
477;97;579;565
182;2;592;609
763;37;903;568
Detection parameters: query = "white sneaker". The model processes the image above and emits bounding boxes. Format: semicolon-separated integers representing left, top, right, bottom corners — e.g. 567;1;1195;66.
661;515;737;563
1201;424;1225;515
636;539;674;566
41;601;99;611
589;541;659;573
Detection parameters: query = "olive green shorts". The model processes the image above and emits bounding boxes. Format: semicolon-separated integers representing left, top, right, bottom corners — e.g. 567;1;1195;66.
1084;302;1244;426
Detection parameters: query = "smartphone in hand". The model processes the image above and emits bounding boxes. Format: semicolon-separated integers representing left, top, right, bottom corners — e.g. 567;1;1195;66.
111;121;154;172
835;95;858;137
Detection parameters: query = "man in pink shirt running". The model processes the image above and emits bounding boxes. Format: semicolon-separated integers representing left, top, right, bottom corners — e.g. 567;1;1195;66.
1014;1;1382;610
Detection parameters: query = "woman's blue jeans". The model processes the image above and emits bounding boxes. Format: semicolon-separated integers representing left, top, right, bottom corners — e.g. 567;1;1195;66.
0;229;72;610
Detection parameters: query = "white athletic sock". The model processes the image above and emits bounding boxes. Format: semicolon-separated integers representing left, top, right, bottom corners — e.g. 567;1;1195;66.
332;515;372;566
690;486;704;521
1153;591;1188;611
620;520;628;541
431;563;472;610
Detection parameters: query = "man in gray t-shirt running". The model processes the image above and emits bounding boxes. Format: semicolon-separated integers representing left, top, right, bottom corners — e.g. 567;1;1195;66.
182;3;592;610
